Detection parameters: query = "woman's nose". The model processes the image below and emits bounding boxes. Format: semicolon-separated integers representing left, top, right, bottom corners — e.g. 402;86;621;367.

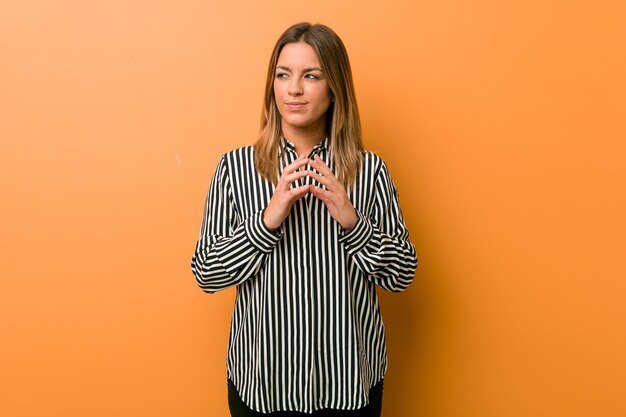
288;78;303;96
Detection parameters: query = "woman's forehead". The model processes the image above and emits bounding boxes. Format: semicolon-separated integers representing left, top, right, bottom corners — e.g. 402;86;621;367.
277;42;321;68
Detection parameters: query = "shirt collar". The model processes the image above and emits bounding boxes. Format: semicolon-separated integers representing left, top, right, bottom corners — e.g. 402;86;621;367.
280;136;330;157
312;137;330;154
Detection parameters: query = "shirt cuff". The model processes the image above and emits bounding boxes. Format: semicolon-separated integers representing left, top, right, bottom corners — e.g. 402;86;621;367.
338;209;374;254
244;209;284;254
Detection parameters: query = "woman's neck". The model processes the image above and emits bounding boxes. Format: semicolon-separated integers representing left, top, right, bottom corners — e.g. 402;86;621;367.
281;124;326;157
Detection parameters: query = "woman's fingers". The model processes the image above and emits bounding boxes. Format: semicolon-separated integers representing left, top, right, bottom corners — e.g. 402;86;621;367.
278;156;310;190
310;185;357;230
263;156;313;231
309;155;345;191
309;185;329;202
282;169;309;189
290;184;311;200
282;154;309;176
270;154;357;230
307;169;332;190
309;155;334;178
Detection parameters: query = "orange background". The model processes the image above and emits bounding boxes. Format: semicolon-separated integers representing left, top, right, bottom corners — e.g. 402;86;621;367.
1;1;625;416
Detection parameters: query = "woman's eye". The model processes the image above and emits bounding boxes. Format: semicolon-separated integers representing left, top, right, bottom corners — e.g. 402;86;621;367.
276;73;288;79
305;74;320;80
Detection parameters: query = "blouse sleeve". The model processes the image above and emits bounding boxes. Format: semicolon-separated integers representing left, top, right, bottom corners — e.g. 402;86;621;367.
191;156;283;293
338;159;418;292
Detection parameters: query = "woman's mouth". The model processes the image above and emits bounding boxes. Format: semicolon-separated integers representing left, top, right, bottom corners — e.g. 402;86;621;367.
286;102;306;111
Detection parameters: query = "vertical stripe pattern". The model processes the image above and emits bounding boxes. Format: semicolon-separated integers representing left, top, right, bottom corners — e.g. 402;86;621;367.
191;137;417;414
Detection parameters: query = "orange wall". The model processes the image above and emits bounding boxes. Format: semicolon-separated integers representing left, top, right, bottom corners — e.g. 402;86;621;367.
1;1;625;416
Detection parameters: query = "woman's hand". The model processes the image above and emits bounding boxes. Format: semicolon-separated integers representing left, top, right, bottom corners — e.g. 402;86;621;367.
308;154;358;230
263;154;311;231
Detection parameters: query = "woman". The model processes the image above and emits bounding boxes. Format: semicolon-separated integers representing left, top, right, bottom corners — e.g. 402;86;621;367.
191;22;418;416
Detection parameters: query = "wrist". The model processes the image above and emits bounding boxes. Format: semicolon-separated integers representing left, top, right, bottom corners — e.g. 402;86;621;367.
262;208;278;231
342;208;358;230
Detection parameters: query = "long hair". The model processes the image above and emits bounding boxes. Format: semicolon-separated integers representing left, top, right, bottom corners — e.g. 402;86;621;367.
253;22;364;191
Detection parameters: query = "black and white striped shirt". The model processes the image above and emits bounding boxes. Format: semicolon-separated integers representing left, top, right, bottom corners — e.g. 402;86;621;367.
191;137;417;414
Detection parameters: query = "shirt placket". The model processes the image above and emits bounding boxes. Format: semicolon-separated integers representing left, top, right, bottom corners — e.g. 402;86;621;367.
284;143;313;412
305;144;326;411
282;140;326;412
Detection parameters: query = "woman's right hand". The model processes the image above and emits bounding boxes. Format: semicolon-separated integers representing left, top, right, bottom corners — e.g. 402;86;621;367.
263;154;311;231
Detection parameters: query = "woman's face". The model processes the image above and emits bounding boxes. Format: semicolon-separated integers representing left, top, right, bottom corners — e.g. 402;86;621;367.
273;42;332;136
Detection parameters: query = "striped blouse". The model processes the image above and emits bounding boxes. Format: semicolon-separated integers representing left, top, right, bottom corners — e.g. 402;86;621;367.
191;137;417;414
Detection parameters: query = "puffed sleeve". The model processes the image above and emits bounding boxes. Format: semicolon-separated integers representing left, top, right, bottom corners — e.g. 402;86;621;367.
338;159;418;292
191;155;283;293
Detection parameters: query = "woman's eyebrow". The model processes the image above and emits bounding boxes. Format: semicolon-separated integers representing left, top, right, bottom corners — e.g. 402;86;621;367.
275;65;323;73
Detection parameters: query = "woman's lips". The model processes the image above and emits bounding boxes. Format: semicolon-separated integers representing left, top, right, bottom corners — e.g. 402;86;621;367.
286;102;306;111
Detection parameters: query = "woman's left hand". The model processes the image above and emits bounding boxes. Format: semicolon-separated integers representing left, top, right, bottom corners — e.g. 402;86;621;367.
308;154;358;230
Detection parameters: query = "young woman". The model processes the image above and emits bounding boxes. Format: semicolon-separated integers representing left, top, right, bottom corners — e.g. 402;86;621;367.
191;22;418;416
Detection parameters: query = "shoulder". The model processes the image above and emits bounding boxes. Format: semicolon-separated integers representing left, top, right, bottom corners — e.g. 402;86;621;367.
208;146;256;182
362;149;384;165
216;145;256;168
360;149;389;176
220;145;255;161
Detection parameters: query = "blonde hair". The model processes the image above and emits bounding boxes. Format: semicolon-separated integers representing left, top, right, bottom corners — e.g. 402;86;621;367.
253;22;364;190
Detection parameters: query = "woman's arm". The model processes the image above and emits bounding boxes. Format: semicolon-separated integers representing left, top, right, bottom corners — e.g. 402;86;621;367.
191;156;283;294
338;159;418;292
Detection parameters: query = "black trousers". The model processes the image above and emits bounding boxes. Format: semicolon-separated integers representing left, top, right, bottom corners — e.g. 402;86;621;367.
227;379;384;417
